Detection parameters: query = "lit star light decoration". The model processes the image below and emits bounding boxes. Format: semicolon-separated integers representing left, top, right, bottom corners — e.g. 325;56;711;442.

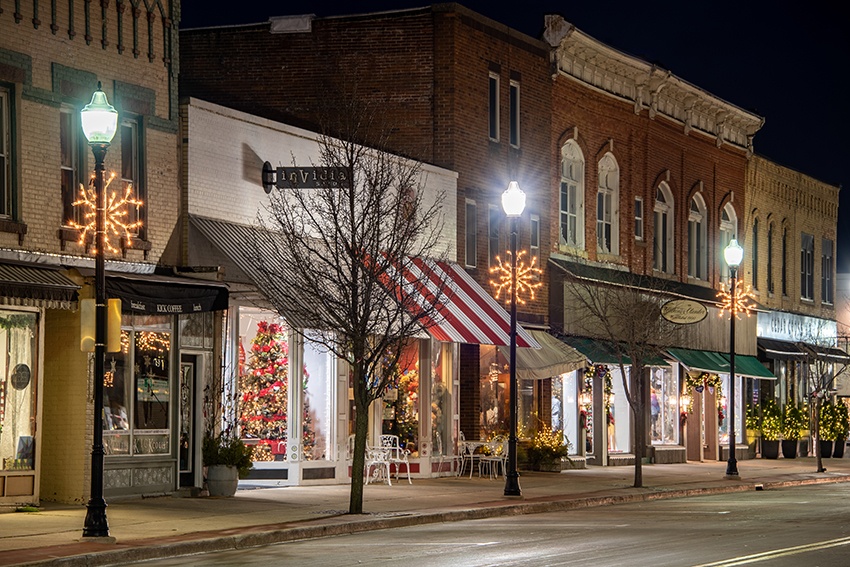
71;173;143;253
716;279;757;319
489;250;543;305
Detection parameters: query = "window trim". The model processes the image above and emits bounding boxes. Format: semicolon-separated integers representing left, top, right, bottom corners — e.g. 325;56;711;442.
465;199;477;268
751;219;759;290
596;153;619;255
509;79;520;148
653;182;674;274
767;223;774;294
488;204;501;269
719;203;738;282
687;194;707;280
0;85;12;218
634;197;644;241
801;232;814;300
488;72;500;142
559;140;584;249
530;213;540;279
60;104;86;229
822;238;834;304
120;115;146;242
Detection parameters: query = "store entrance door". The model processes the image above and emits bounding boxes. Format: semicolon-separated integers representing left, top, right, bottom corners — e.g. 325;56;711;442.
178;356;197;488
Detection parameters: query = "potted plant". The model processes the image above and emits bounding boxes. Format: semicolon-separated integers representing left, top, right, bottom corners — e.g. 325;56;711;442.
833;401;849;459
202;434;253;497
524;425;572;472
819;402;837;459
745;404;760;444
780;403;805;459
760;400;781;459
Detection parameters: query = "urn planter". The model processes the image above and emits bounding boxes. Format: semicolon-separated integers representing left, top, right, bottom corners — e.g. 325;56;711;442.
207;465;239;497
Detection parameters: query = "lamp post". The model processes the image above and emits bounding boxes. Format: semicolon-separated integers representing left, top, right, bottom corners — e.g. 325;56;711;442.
81;82;118;538
501;180;525;497
723;238;744;479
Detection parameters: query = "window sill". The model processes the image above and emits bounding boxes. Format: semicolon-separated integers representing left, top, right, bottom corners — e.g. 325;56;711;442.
0;219;27;244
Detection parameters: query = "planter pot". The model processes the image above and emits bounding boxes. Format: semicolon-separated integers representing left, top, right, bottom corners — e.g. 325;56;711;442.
746;429;759;444
819;440;834;459
761;439;780;459
834;439;846;459
781;440;798;459
207;465;239;497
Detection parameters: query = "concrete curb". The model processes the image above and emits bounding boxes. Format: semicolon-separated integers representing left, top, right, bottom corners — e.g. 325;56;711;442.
15;474;850;567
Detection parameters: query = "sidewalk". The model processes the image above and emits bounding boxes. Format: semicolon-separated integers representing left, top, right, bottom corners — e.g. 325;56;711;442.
2;457;849;566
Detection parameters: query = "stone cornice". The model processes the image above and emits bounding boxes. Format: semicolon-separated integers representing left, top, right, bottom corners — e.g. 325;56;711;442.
544;15;764;154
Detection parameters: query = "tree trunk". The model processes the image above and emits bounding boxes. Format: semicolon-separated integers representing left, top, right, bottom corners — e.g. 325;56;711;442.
632;364;644;488
814;398;825;473
349;363;370;514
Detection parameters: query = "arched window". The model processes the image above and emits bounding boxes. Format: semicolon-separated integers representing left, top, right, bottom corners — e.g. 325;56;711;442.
687;194;707;280
597;153;619;255
752;218;759;290
767;222;774;293
560;141;585;249
653;182;674;273
719;203;738;282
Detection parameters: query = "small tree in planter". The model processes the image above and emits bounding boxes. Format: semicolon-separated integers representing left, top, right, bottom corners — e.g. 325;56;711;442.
760;400;781;459
524;425;572;471
202;435;254;496
819;402;838;458
780;404;805;458
832;401;849;458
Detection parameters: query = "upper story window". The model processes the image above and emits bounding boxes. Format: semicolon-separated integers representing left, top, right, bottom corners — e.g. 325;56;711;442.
465;199;477;268
120;117;144;238
530;214;540;280
767;223;774;294
60;105;86;227
596;153;619;255
634;197;644;240
781;226;788;296
488;204;501;269
653;182;674;274
559;140;584;249
751;218;760;290
822;238;834;304
509;80;520;148
800;232;814;300
687;194;707;280
0;86;11;217
488;72;500;142
719;203;738;282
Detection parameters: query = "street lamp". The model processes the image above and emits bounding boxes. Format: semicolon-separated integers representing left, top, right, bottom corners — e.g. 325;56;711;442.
501;180;525;497
723;238;743;479
81;82;118;538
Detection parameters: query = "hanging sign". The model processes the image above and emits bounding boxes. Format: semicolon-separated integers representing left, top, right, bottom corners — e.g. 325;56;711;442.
661;299;708;325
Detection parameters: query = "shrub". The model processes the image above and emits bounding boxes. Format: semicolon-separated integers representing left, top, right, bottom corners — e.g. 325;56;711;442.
525;425;571;469
202;435;254;479
760;400;781;441
781;404;805;441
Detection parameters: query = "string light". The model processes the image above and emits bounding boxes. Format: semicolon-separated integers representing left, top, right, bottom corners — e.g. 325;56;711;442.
716;279;756;319
71;173;143;254
489;250;543;305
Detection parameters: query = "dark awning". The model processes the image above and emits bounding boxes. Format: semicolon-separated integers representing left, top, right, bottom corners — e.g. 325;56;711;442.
559;335;669;367
106;273;229;314
757;337;807;361
800;343;850;365
0;262;79;309
667;347;776;380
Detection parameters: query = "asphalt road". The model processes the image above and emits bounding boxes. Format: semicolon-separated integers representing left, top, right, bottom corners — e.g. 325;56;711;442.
134;483;850;566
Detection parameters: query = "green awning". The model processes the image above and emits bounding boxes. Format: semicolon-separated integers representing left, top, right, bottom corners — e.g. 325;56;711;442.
559;336;669;367
667;348;775;380
728;354;776;380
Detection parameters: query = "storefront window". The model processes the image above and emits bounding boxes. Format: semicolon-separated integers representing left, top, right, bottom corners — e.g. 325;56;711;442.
104;316;172;456
0;311;37;471
518;378;539;436
383;341;420;456
580;369;594;454
480;345;508;439
553;372;579;454
719;374;742;445
431;341;452;458
302;335;333;461
238;308;290;462
650;367;679;445
608;367;630;453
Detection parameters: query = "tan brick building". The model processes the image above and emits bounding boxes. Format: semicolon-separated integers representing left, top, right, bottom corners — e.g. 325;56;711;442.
1;1;227;505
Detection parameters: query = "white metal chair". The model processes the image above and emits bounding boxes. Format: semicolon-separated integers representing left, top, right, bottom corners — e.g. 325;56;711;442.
457;431;482;478
365;445;392;485
478;436;508;479
379;434;412;484
434;431;461;475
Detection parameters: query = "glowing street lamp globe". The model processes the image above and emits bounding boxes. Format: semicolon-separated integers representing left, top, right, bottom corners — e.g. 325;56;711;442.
724;239;744;269
80;83;118;145
501;181;526;218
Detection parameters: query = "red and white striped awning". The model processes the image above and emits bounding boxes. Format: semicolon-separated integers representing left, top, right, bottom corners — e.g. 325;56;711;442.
394;258;540;349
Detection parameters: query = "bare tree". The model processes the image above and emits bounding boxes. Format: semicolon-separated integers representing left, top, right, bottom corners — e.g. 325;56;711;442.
244;97;448;513
560;266;682;488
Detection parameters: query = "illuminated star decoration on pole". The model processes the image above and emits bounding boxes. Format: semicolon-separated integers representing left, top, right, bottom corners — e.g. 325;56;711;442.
489;249;543;305
71;173;143;254
716;279;757;319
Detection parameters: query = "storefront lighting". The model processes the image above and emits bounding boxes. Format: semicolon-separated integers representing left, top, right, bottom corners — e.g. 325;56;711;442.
679;393;691;409
501;181;525;498
80;82;117;539
579;391;592;407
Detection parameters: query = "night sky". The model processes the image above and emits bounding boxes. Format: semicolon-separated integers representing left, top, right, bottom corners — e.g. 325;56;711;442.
180;1;849;270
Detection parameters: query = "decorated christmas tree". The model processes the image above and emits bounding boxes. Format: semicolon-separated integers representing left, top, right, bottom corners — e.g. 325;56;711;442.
238;320;317;461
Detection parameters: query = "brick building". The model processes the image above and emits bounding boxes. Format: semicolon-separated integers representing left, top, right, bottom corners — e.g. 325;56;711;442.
1;1;228;505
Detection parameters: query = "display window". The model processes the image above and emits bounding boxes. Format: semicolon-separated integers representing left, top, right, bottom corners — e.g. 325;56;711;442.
302;335;334;461
608;367;630;453
0;310;38;471
650;367;679;445
552;372;579;454
479;345;508;439
719;373;742;445
104;315;172;456
579;369;594;454
382;341;420;456
430;341;453;458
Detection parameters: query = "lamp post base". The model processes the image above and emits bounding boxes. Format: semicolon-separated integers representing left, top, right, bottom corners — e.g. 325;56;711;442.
83;498;110;539
724;457;739;479
503;471;522;497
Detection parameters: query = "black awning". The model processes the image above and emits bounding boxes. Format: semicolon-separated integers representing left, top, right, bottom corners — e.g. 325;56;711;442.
0;262;79;309
757;337;807;361
106;273;228;314
800;343;850;365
